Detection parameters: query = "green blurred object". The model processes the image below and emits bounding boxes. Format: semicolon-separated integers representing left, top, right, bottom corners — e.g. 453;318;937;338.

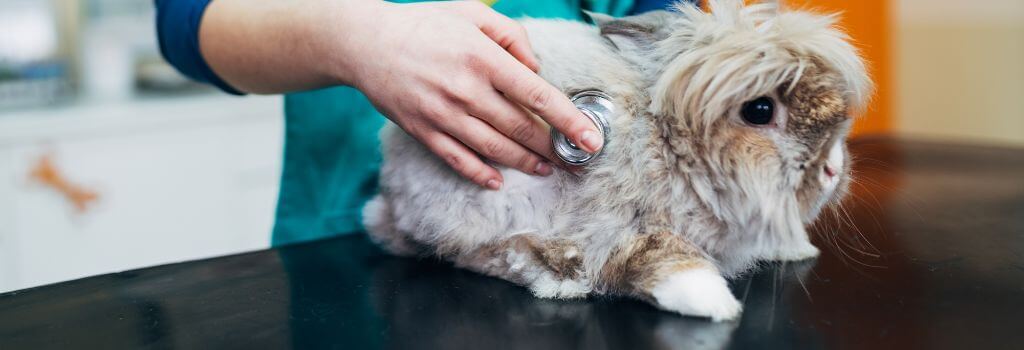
271;0;636;246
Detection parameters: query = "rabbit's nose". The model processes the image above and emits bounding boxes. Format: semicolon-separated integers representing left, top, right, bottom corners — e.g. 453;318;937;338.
823;165;837;178
822;139;844;179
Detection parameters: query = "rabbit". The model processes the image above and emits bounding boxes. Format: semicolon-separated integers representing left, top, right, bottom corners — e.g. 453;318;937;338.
363;0;871;322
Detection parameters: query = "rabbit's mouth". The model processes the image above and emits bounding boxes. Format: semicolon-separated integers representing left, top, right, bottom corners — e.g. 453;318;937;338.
800;138;850;222
820;140;845;196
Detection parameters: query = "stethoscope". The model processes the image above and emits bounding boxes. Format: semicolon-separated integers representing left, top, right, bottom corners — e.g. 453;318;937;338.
551;90;614;165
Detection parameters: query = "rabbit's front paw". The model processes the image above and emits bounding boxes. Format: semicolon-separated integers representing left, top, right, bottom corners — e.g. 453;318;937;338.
651;268;742;322
529;273;591;299
771;242;820;261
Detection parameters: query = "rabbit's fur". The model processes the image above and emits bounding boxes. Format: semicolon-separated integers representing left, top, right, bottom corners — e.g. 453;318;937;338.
364;0;870;321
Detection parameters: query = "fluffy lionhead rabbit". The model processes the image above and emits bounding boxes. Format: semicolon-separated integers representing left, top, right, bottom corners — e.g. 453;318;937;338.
364;0;870;321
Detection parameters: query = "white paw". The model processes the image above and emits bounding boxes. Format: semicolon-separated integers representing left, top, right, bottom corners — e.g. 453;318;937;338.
529;273;591;299
651;268;742;322
555;278;591;298
772;243;820;261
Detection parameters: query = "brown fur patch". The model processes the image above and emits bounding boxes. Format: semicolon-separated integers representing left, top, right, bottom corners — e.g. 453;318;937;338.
449;234;584;285
507;235;584;280
534;239;584;280
780;64;849;147
781;64;855;215
599;232;711;298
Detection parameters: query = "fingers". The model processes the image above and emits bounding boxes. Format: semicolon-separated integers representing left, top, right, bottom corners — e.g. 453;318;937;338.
485;50;604;154
421;131;504;190
452;1;540;72
464;89;560;164
443;115;553;177
447;2;599;164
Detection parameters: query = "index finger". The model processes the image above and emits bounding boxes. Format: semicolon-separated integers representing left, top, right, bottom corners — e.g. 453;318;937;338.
451;1;540;72
486;51;603;154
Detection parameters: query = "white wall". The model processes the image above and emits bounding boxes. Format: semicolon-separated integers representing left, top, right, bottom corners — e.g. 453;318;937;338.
895;0;1024;146
0;95;283;292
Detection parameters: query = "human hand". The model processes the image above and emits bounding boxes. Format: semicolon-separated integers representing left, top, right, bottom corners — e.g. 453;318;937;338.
338;1;603;190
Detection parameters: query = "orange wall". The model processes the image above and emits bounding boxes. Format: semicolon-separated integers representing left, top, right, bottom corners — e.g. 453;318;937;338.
784;0;893;136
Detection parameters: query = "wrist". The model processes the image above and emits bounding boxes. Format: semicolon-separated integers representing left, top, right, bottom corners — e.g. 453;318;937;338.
316;0;391;88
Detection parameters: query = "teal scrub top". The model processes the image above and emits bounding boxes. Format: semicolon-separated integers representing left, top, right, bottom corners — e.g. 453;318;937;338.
271;0;635;246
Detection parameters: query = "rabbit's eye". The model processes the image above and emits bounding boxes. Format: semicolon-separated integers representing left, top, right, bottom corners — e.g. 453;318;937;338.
741;97;774;125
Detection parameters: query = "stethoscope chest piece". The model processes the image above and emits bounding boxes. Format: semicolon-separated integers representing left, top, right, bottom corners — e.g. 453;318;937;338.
551;90;614;165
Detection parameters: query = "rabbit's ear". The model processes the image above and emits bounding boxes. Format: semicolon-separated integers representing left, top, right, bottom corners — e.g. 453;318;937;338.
588;10;675;55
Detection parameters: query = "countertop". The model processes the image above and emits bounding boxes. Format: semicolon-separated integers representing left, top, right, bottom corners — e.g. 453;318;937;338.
1;137;1023;349
0;94;280;146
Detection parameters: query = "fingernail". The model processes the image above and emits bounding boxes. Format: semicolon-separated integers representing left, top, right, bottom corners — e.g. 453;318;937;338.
580;130;602;153
486;179;502;190
534;162;553;176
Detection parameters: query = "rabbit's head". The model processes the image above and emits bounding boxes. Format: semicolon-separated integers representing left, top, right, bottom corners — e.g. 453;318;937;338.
596;1;871;247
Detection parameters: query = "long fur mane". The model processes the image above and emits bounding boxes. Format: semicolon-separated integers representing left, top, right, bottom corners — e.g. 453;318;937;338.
651;0;872;137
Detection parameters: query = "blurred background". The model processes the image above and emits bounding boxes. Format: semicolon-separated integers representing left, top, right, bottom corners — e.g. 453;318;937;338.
0;0;281;293
0;0;1021;292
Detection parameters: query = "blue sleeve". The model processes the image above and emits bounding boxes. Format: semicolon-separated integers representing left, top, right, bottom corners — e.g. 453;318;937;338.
154;0;244;95
631;0;696;15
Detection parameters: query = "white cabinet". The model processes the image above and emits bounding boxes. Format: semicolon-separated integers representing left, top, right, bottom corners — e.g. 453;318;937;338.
0;95;283;292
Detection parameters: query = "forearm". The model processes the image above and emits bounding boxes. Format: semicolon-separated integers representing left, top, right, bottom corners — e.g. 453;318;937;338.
199;0;379;94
